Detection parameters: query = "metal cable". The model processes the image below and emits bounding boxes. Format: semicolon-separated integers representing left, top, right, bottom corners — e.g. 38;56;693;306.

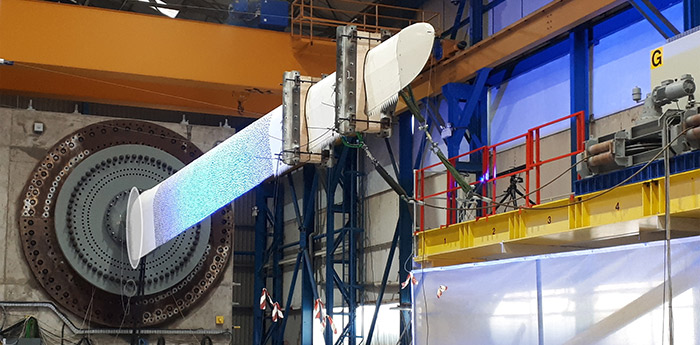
0;302;230;336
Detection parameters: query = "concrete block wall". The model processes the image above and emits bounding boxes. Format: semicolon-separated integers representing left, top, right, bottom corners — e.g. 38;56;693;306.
0;108;242;344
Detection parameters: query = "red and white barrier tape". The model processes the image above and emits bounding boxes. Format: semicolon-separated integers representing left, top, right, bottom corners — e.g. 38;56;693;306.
272;302;284;322
326;315;338;334
313;298;338;334
259;288;284;322
436;285;448;299
260;288;268;310
400;272;418;289
314;299;325;321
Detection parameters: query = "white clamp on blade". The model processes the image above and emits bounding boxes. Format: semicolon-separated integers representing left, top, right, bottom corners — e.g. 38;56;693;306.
364;23;435;116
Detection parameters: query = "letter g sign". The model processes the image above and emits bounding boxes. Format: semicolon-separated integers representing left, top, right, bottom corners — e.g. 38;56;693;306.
651;47;663;69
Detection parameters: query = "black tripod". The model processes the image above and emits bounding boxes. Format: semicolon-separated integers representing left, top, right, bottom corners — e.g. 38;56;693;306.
497;174;535;212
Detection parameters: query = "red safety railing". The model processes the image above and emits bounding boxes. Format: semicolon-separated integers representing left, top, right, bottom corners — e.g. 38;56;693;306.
414;111;586;232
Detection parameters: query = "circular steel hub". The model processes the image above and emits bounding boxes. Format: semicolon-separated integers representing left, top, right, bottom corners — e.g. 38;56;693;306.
18;120;233;327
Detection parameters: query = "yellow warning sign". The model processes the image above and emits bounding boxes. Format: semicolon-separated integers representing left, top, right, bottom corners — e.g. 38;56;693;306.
651;47;663;69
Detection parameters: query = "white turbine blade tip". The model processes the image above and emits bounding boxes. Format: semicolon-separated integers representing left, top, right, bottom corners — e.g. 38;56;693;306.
365;22;435;116
126;186;143;269
396;23;435;86
126;186;158;268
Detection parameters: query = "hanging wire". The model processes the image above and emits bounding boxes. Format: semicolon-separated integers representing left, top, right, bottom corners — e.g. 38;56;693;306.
341;132;364;149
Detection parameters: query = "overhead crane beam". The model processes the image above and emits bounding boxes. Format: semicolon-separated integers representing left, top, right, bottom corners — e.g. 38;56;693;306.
400;0;629;114
0;0;336;117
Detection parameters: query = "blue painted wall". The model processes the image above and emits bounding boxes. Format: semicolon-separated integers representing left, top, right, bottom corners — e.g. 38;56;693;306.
489;55;571;147
487;1;684;149
591;3;683;118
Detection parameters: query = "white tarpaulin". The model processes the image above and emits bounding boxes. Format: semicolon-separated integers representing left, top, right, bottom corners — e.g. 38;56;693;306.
413;236;700;344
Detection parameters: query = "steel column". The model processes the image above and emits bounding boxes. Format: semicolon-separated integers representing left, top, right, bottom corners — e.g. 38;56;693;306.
254;184;272;345
441;0;508;39
536;260;544;345
628;0;680;39
278;252;301;343
442;69;490;219
469;0;484;44
324;150;341;345
324;144;363;345
569;28;590;187
443;68;491;159
685;0;700;30
272;186;284;345
277;167;319;345
449;0;468;39
398;113;414;345
254;182;286;345
443;82;473;159
301;166;317;345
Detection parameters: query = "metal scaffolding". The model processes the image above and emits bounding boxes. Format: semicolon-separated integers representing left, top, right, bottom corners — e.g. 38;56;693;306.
253;182;285;345
324;144;365;345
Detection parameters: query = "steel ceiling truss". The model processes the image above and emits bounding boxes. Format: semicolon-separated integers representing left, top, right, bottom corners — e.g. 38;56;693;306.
628;0;680;38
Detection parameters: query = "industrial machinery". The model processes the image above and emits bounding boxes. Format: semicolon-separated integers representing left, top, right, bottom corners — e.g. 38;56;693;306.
577;28;700;182
577;74;699;178
18;120;232;327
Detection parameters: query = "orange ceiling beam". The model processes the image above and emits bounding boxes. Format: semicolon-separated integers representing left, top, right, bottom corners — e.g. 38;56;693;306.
0;0;336;117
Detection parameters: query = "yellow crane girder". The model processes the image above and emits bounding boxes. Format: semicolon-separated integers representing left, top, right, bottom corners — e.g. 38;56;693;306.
0;0;336;117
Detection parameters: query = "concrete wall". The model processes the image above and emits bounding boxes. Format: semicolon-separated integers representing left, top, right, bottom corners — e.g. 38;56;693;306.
0;108;251;344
